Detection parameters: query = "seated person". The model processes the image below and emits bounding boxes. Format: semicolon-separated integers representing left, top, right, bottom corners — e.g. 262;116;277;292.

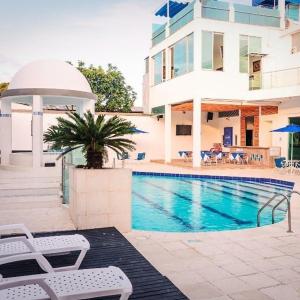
210;143;222;154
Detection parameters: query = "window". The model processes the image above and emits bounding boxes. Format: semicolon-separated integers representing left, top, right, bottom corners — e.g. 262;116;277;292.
170;33;194;78
152;50;166;85
239;35;262;73
292;32;300;54
202;31;224;71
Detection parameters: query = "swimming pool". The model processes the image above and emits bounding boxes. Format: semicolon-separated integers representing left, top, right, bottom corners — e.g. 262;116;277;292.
132;173;294;232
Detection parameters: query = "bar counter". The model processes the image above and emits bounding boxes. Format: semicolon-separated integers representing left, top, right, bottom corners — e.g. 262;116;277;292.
229;146;280;167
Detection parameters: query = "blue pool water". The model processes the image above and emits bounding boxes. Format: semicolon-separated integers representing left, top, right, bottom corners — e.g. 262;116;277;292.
132;174;293;232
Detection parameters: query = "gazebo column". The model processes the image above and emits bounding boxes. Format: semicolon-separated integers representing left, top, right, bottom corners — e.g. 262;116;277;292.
32;95;44;168
0;101;12;165
193;97;201;168
164;104;172;163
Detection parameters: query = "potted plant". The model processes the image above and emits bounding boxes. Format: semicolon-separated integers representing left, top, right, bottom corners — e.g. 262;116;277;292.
44;111;136;232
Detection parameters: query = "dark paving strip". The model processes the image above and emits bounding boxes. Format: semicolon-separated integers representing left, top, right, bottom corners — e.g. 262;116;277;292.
181;179;286;213
133;190;198;230
0;228;188;300
142;180;252;226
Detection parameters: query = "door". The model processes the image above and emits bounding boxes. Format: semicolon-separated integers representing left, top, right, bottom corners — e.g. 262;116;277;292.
223;127;233;147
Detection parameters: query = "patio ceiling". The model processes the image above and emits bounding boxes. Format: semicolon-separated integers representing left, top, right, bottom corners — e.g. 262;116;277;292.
171;102;278;115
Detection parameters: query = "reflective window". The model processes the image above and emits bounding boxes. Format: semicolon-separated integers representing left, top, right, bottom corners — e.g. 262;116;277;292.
170;34;194;78
202;31;224;71
239;35;262;73
153;50;166;85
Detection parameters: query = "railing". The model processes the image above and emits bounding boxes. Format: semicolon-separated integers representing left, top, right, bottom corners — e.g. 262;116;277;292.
234;3;280;27
152;24;167;47
202;0;230;22
257;190;300;233
169;1;194;35
262;67;300;89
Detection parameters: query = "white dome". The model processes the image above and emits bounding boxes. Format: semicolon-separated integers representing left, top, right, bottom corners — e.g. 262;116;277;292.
8;60;92;93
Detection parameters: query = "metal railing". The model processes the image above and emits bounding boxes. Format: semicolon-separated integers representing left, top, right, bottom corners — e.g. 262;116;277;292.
257;190;300;233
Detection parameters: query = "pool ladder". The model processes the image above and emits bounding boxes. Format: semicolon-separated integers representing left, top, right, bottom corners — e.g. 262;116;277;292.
257;190;300;233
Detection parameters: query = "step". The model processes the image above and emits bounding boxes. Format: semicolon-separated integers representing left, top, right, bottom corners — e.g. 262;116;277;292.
0;195;62;210
0;187;60;197
0;182;60;190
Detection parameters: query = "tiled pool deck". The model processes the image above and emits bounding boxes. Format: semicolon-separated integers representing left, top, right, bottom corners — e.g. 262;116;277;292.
125;162;300;300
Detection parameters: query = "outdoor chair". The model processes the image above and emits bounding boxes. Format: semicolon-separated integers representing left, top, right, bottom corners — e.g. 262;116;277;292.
136;152;146;161
0;224;90;271
201;152;212;165
274;157;287;170
0;253;132;300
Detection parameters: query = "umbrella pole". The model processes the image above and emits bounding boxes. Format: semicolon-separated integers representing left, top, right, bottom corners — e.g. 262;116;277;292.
291;133;294;173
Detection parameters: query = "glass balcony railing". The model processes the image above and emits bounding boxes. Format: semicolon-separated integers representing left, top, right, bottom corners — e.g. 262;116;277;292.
202;0;230;22
169;1;194;35
152;24;167;47
262;67;300;89
234;3;280;27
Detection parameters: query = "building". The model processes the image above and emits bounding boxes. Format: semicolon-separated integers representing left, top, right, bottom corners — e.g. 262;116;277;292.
143;0;300;167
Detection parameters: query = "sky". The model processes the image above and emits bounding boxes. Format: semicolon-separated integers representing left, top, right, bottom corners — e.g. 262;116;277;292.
0;0;163;106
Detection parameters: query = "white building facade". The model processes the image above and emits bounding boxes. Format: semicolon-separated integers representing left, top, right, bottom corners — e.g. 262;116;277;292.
143;0;300;166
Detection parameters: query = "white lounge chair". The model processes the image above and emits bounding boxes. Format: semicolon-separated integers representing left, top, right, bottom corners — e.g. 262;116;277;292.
0;253;132;300
0;224;90;271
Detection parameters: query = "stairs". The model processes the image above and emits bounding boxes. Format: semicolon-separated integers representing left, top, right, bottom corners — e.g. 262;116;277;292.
0;169;75;232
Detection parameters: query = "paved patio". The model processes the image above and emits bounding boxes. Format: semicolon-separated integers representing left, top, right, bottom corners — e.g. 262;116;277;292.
125;162;300;300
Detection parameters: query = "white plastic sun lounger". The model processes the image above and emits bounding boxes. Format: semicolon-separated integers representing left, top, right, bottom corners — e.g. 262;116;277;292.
0;253;132;300
0;224;90;271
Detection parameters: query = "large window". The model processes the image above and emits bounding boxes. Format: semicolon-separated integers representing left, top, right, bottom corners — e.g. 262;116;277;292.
239;35;262;73
153;50;166;85
170;34;194;78
202;31;224;71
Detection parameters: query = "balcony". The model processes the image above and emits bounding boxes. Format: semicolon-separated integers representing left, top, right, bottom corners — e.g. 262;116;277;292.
262;67;300;89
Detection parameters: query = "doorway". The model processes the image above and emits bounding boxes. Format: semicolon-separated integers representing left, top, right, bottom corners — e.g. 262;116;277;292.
249;55;262;90
245;116;254;146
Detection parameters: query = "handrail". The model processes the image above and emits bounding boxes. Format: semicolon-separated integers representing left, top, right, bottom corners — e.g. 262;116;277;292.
258;190;300;233
271;194;292;232
257;193;285;227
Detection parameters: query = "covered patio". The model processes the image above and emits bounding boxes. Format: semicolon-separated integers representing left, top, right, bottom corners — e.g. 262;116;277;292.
162;99;279;168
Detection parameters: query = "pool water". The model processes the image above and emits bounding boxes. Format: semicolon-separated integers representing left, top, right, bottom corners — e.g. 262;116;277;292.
132;175;293;232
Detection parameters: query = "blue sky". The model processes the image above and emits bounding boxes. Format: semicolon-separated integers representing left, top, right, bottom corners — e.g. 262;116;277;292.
0;0;163;105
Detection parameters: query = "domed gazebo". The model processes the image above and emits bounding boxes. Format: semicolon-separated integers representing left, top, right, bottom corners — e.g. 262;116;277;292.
0;60;96;168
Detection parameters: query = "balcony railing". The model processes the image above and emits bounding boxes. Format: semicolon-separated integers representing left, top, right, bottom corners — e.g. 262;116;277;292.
152;24;167;47
262;67;300;89
202;0;230;22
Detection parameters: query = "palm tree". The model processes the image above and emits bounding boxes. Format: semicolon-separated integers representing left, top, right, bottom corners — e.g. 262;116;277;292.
44;111;136;169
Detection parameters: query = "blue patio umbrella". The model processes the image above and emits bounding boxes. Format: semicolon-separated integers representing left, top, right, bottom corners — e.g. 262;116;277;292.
131;128;148;134
271;124;300;162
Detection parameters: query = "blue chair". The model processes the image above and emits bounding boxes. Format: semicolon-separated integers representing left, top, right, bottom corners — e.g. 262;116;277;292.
117;152;129;160
136;152;146;161
274;157;286;169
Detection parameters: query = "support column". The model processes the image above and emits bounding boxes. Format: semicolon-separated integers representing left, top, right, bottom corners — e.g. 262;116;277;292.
0;101;12;165
164;104;172;163
279;0;285;29
32;95;43;168
193;97;201;168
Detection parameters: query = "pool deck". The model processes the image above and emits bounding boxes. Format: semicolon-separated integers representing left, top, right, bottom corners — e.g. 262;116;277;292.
125;162;300;300
1;162;300;299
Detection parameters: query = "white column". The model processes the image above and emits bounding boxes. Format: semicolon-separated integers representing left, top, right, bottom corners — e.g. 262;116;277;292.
32;95;43;168
229;2;235;23
193;26;201;73
193;97;201;168
279;0;285;29
164;104;172;163
0;101;12;165
194;0;202;19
